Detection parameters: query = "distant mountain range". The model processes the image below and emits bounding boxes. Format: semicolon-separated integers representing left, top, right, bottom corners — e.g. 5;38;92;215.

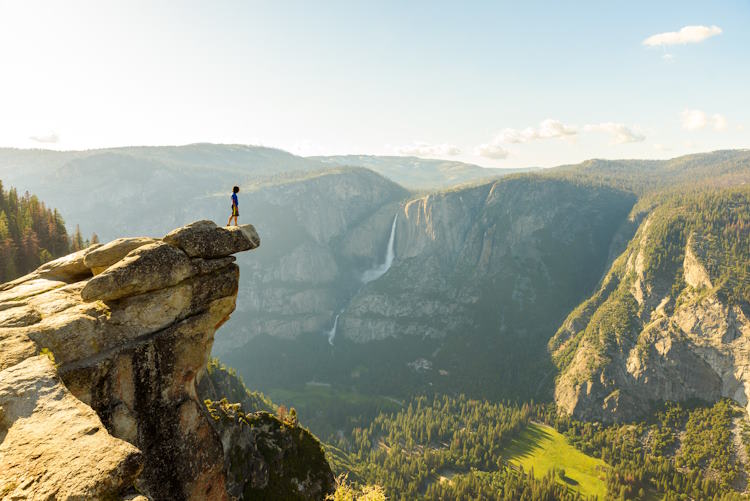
0;144;524;240
311;154;535;190
1;145;749;422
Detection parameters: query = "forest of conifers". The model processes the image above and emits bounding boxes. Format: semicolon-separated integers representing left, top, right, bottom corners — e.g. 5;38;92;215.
0;180;94;282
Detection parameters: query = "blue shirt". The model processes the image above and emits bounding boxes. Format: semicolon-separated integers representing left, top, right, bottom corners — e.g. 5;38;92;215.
232;193;238;206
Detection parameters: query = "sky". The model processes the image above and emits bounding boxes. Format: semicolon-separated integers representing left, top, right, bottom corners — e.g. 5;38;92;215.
0;0;747;168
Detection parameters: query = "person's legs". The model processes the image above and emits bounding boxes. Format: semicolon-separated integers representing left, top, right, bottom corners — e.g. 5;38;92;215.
227;215;233;226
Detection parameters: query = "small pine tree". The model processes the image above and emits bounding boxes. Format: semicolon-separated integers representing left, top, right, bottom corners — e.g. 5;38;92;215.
71;225;84;252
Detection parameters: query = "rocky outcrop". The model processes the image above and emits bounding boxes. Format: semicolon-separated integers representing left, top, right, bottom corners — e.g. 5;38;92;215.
205;400;334;500
198;362;334;499
0;220;331;500
551;192;750;422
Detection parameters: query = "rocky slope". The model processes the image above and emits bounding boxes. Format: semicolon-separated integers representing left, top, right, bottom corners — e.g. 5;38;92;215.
0;220;333;500
551;189;750;422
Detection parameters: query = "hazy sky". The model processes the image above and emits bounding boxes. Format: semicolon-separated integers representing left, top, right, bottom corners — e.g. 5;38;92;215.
0;0;747;168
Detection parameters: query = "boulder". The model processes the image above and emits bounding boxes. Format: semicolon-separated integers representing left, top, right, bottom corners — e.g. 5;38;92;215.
163;220;260;259
31;244;100;282
81;242;194;302
83;237;157;274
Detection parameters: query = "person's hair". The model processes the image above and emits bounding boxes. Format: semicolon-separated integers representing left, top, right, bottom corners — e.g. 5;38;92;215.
233;186;240;193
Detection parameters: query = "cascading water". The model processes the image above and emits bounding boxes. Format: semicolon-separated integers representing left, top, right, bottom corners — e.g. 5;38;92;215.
361;214;398;283
327;313;340;346
326;213;399;346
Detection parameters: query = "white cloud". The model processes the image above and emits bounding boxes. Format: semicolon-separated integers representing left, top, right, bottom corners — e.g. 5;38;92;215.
28;132;60;143
396;141;462;157
681;109;728;131
643;25;722;47
681;109;708;130
474;142;510;160
490;119;577;145
583;123;645;144
662;53;675;62
653;143;672;151
712;114;728;131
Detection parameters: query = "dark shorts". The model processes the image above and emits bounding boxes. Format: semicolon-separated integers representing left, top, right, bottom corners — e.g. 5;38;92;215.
231;206;239;217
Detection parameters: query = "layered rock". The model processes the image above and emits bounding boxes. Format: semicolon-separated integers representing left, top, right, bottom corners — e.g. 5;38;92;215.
0;220;334;500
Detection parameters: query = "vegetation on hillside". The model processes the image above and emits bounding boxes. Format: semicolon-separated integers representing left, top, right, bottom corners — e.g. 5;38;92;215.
551;187;750;384
328;395;600;500
321;393;749;500
538;400;745;500
548;150;750;196
327;475;386;501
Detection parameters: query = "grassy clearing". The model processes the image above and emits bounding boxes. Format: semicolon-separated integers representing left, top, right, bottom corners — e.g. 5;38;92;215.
502;422;609;499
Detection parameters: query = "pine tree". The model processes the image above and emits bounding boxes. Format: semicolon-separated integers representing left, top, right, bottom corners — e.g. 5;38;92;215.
71;225;84;252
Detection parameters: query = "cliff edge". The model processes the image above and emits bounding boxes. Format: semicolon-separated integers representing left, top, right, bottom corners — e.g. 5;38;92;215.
0;220;333;500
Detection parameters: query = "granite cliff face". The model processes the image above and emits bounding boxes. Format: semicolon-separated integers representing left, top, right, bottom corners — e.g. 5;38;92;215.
220;176;637;403
0;220;333;500
337;178;635;344
551;190;750;422
335;177;637;349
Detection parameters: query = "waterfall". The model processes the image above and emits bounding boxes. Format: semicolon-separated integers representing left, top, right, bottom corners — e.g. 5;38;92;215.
327;213;398;346
361;214;398;284
327;313;340;346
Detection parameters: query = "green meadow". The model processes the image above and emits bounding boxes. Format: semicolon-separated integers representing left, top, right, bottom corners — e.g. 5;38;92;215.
502;422;609;499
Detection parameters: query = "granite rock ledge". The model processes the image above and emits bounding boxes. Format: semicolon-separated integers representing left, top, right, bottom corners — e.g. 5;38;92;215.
0;221;264;500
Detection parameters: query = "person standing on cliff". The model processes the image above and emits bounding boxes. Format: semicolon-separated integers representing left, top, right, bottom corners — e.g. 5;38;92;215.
227;186;240;226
